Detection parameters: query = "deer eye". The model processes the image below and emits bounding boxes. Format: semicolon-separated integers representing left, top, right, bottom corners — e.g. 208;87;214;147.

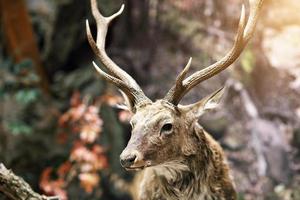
160;123;173;134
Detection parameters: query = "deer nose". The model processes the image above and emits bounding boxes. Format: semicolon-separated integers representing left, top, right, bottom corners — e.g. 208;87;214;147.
120;154;137;168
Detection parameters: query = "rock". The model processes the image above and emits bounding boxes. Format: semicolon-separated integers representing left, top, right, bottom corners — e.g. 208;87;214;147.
248;118;291;184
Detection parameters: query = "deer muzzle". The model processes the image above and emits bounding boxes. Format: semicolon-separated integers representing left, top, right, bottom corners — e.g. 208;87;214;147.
120;149;146;170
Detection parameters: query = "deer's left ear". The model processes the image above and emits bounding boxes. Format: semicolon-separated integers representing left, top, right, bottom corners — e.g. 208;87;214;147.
179;87;225;118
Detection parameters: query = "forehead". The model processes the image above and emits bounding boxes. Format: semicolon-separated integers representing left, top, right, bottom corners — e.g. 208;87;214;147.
131;101;177;122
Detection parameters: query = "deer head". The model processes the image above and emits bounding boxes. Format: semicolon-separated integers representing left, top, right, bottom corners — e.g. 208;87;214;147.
86;0;263;170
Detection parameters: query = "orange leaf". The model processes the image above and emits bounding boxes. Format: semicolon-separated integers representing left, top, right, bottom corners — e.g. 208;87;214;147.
57;161;72;178
79;173;100;193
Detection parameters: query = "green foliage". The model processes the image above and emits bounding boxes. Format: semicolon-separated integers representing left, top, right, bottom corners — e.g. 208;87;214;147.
241;48;255;74
13;59;33;73
237;193;245;200
15;89;40;105
6;120;33;135
0;59;39;91
0;58;40;136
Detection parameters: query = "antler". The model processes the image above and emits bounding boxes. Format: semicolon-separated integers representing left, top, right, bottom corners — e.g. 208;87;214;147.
164;0;264;105
86;0;151;110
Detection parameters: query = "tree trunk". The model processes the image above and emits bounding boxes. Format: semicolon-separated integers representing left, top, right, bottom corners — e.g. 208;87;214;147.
0;0;49;94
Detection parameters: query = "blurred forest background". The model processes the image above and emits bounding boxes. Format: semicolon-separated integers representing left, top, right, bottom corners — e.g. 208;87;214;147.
0;0;300;199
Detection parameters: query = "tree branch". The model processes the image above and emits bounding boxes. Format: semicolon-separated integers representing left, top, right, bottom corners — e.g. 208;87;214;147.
0;163;59;200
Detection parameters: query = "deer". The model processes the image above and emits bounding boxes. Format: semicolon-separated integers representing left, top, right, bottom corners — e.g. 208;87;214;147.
86;0;263;199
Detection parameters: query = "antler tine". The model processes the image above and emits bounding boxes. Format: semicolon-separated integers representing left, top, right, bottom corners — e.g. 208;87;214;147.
165;58;192;103
177;57;193;84
86;0;151;108
165;0;264;105
243;0;264;42
92;62;142;105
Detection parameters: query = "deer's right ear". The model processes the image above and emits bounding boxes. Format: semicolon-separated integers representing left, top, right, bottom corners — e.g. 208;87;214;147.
179;87;225;119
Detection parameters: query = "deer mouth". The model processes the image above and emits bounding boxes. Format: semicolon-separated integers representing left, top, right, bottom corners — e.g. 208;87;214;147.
125;166;145;171
125;160;152;171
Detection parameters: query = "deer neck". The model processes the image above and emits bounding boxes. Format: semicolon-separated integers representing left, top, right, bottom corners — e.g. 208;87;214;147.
150;123;214;197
